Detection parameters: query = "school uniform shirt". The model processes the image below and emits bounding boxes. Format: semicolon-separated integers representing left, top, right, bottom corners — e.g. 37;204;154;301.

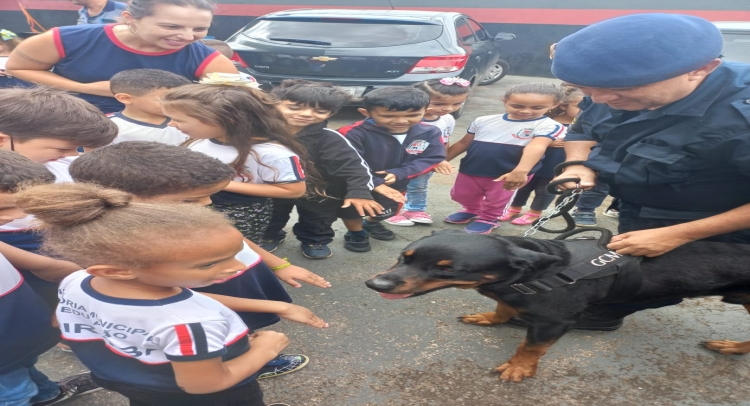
108;113;189;146
52;24;220;113
343;119;446;191
76;0;127;25
58;270;254;393
0;56;32;88
459;114;564;178
0;254;60;374
187;139;305;205
192;241;292;330
535;124;568;178
423;114;456;145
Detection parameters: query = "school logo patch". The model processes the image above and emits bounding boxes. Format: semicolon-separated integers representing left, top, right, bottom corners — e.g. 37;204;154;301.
405;140;429;155
511;128;535;139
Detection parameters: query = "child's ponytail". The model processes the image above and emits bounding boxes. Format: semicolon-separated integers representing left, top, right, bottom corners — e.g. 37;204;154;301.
17;183;132;228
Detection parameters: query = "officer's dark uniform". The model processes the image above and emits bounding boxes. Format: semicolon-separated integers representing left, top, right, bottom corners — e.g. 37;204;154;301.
566;62;750;243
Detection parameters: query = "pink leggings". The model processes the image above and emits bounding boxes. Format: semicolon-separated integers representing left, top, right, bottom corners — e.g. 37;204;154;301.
450;172;532;221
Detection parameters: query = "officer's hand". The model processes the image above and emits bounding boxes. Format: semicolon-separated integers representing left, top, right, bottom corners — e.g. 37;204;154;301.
550;164;597;191
607;227;693;257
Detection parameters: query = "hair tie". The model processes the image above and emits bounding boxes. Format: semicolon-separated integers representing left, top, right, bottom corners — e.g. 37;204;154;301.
0;29;17;41
199;72;260;89
439;77;470;87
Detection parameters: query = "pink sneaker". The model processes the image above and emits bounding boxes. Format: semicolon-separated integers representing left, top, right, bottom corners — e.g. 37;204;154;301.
511;213;540;225
384;214;414;226
402;211;433;224
497;209;521;222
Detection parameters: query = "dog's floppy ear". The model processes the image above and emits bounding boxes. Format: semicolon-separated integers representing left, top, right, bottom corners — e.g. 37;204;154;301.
506;245;564;272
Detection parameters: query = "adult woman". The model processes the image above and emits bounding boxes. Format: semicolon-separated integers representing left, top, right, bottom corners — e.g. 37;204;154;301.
6;0;237;113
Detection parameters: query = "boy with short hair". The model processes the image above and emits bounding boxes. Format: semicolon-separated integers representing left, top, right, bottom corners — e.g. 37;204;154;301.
0;149;99;406
262;80;401;257
341;87;445;250
108;68;191;145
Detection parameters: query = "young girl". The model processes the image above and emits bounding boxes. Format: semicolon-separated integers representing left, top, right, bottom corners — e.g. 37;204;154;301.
445;82;565;234
16;182;316;405
385;77;470;226
500;85;585;225
0;29;30;88
162;83;313;242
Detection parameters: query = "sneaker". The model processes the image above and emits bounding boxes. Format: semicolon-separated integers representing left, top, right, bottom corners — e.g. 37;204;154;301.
603;209;620;218
32;372;102;406
402;211;433;224
259;237;285;252
444;211;479;224
384;214;414;226
510;213;540;226
258;354;309;379
300;243;332;259
573;211;597;227
362;220;396;241
344;231;371;252
497;209;521;222
464;219;499;234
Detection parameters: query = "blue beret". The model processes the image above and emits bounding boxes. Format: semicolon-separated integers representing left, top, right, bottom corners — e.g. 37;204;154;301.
551;14;723;88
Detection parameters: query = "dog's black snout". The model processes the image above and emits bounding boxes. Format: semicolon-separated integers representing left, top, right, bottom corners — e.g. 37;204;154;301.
365;276;400;292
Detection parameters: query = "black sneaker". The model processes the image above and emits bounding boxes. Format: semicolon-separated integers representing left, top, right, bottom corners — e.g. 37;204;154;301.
362;220;396;240
506;316;624;331
344;232;371;252
257;354;309;379
32;372;102;406
573;211;597;227
301;243;332;259
259;237;285;252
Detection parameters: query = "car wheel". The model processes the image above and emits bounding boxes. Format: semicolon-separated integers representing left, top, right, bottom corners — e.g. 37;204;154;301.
479;59;510;86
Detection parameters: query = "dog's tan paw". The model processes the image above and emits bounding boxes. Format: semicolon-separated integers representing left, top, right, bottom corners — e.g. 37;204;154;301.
704;340;750;355
495;362;537;382
458;312;506;325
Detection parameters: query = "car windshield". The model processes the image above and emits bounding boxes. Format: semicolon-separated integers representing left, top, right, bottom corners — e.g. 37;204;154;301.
721;32;750;64
242;18;443;48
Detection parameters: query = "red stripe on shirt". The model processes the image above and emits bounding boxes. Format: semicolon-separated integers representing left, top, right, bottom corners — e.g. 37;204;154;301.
291;155;306;179
195;51;221;78
51;28;65;58
174;324;195;356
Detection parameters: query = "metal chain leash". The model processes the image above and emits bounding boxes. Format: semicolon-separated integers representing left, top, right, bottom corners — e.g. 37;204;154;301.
523;187;584;237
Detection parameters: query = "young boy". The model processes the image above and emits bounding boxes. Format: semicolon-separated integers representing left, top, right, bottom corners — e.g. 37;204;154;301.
69;141;330;378
340;87;445;250
0;150;99;406
109;69;191;145
261;80;399;258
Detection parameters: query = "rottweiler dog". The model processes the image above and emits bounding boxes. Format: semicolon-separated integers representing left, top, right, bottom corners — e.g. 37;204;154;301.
365;230;750;382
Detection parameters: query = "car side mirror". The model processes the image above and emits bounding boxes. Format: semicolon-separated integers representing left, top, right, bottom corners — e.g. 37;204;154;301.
494;32;516;41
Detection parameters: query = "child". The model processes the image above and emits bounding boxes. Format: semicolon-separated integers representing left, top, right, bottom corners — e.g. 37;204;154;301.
16;183;307;405
70;141;331;378
108;69;191;145
385;77;470;226
0;29;31;88
341;87;445;249
0;87;117;305
162;83;313;242
262;80;392;258
0;150;99;406
501;85;584;225
445;82;565;234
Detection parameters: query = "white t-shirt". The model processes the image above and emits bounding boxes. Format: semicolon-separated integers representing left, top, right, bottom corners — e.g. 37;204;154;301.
391;133;408;144
423;114;456;145
108;113;189;146
187;139;305;184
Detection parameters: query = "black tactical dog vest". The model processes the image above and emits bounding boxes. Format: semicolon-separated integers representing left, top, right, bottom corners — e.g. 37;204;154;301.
507;228;642;303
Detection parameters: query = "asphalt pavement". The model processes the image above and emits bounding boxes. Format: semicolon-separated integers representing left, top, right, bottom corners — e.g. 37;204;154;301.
41;76;750;406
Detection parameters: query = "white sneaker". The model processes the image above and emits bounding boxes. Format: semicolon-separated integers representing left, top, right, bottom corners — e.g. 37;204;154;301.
603;209;619;218
402;211;434;224
384;214;414;226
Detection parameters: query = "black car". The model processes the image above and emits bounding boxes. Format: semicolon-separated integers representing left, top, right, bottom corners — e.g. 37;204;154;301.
226;9;515;103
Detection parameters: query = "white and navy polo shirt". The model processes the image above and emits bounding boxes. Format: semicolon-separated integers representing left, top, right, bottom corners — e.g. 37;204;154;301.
108;113;189;146
459;113;564;177
58;271;253;392
423;114;456;145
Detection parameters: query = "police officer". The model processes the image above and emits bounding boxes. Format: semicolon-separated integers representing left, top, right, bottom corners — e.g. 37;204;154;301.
551;13;750;258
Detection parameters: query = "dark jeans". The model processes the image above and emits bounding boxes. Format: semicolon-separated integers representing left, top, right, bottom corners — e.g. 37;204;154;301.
265;197;341;246
575;182;610;212
511;176;556;211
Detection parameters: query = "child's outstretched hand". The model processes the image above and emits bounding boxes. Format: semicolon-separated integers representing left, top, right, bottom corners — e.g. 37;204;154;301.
374;171;397;185
373;184;406;203
433;160;454;175
341;198;384;217
495;170;529;191
275;265;331;289
277;304;329;328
